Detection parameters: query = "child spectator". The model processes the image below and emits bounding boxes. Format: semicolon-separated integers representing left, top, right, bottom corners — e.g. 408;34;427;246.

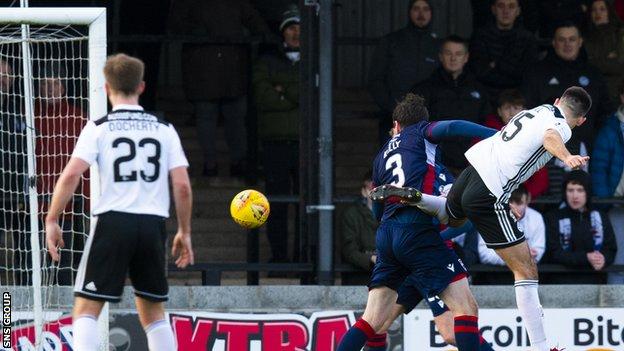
544;170;617;284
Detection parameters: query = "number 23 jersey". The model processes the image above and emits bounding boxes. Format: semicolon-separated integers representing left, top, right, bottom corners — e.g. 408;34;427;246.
465;104;571;201
72;106;189;217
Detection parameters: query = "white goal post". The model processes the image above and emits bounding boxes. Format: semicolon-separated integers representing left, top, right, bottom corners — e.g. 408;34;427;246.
0;7;106;349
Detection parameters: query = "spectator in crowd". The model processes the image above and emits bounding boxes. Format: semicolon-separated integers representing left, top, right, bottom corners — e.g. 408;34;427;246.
368;0;440;144
590;78;624;284
34;66;87;285
339;172;377;285
412;35;490;170
544;170;617;284
522;22;614;157
168;0;270;177
470;0;539;98
478;185;545;274
0;59;28;285
539;0;591;38
252;6;300;265
484;89;550;198
471;0;540;33
584;0;624;103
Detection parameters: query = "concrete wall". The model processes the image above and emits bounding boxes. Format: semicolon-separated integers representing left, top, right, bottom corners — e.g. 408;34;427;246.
10;285;622;312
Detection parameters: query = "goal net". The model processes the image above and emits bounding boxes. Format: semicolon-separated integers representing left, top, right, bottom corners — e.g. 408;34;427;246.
0;8;106;350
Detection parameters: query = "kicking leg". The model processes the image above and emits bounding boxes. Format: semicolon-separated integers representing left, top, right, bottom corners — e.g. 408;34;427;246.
338;287;397;351
73;297;105;351
369;185;451;224
136;297;176;351
496;242;548;351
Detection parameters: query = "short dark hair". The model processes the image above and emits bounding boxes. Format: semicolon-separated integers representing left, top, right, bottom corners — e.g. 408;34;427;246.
510;184;529;204
497;89;525;108
440;35;468;52
392;93;429;127
619;77;624;96
553;21;582;37
560;86;592;118
563;170;591;195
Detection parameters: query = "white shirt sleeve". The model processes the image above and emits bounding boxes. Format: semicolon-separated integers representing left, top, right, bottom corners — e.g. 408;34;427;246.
167;125;189;170
478;234;506;266
541;108;572;143
525;208;546;263
71;121;99;165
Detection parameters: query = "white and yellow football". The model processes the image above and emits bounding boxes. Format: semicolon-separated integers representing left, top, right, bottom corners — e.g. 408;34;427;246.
230;189;270;229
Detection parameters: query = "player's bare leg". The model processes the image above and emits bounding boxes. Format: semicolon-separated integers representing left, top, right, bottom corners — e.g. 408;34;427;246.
437;278;481;350
136;297;176;351
378;306;455;345
495;241;549;351
72;297;105;351
337;287;397;351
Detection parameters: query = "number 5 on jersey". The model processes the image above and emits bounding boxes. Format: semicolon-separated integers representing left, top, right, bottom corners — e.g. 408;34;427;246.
385;154;405;186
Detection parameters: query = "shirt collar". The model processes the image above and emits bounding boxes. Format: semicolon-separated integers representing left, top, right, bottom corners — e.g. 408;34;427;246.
112;104;144;111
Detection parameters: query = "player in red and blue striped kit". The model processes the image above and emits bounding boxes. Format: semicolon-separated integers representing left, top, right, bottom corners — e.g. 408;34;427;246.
337;94;497;351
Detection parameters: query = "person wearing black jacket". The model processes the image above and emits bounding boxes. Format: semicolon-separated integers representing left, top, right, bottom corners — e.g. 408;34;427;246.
470;0;538;97
368;0;440;143
522;22;614;155
412;35;490;170
544;170;617;284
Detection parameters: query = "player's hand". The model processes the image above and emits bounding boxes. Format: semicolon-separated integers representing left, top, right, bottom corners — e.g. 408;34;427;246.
587;251;605;270
564;155;589;170
172;231;194;268
45;220;64;262
370;255;377;265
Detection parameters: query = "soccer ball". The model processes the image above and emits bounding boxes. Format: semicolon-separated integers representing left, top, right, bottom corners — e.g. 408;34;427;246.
230;189;270;229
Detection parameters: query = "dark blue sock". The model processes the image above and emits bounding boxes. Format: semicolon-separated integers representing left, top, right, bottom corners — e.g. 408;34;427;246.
366;333;387;351
479;334;495;351
454;315;480;351
337;319;375;351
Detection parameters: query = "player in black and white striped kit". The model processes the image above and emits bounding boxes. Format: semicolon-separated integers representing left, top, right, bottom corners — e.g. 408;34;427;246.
45;54;193;351
384;86;592;351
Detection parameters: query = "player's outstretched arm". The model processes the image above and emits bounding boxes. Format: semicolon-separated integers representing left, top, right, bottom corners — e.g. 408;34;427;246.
170;166;194;268
45;157;90;262
426;120;497;143
543;128;589;169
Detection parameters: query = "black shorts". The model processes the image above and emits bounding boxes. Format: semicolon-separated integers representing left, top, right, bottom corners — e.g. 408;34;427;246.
74;211;168;302
446;166;525;249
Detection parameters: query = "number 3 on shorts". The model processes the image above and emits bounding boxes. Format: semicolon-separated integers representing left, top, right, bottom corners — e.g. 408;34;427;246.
385;154;405;186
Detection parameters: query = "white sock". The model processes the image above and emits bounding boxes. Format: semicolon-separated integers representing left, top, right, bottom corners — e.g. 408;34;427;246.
145;319;176;351
73;315;99;351
515;280;549;351
416;193;449;224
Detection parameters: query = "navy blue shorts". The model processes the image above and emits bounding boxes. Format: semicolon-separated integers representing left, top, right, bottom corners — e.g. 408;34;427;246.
369;221;467;303
396;283;448;316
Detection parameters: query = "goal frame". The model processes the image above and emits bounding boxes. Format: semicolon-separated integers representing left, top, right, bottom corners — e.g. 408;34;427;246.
0;7;107;349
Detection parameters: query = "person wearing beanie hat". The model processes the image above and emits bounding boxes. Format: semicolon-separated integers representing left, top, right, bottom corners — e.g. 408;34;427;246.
252;4;301;266
543;170;617;284
368;0;440;144
279;4;300;32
